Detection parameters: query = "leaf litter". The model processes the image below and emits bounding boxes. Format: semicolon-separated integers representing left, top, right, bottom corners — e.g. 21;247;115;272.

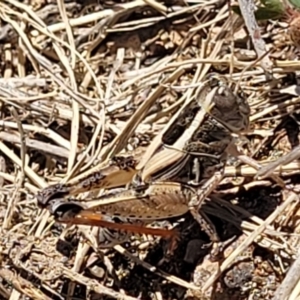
1;0;300;299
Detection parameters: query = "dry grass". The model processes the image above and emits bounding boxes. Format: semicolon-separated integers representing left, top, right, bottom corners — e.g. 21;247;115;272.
1;0;300;299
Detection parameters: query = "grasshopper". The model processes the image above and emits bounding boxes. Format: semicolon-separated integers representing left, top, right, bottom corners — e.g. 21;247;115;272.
36;74;250;256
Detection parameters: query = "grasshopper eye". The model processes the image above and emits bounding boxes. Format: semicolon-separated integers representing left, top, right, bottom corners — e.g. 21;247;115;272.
238;97;251;115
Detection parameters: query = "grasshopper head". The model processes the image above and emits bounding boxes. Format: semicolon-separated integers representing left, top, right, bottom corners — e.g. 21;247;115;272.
198;74;251;134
